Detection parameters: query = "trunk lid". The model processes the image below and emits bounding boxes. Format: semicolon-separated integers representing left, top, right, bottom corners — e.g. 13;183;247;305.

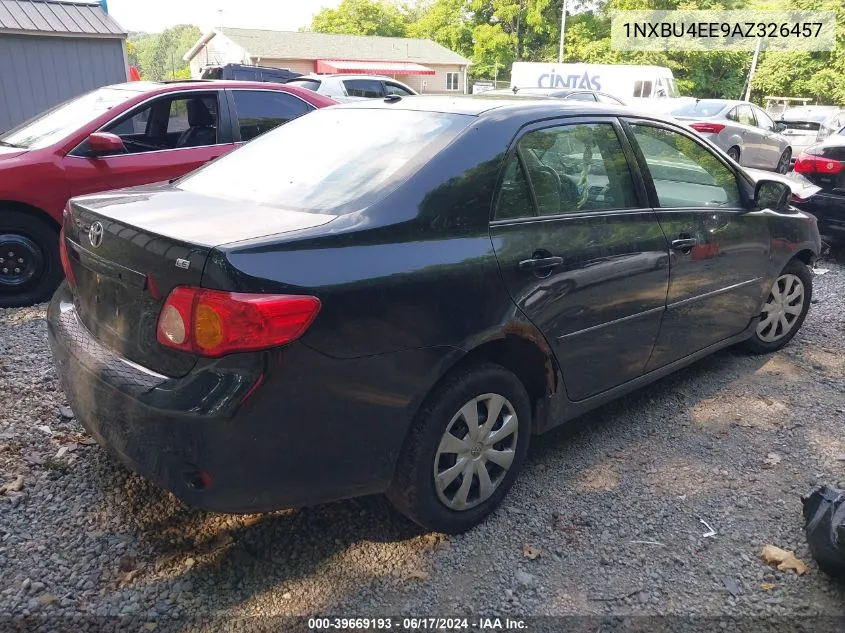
798;138;845;193
64;183;336;377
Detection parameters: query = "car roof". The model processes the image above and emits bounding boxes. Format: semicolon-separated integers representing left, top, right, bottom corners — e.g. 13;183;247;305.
683;99;746;107
296;73;411;82
780;106;842;122
102;80;336;108
334;94;635;118
108;79;304;92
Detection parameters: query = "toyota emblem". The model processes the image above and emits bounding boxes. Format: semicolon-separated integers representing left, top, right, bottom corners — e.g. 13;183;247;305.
88;221;104;248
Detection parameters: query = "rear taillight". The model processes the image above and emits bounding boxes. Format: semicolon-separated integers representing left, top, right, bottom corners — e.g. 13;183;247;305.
156;287;321;357
58;228;75;288
690;122;726;134
793;153;843;174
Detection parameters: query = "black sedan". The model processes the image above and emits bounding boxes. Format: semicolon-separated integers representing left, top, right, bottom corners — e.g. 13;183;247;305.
48;97;821;534
789;128;845;240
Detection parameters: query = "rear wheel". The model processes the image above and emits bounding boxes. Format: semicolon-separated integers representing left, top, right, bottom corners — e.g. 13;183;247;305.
0;210;61;308
386;363;531;533
727;146;740;163
742;259;812;354
776;148;792;174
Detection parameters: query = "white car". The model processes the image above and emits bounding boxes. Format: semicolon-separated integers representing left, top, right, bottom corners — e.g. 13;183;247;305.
286;74;418;102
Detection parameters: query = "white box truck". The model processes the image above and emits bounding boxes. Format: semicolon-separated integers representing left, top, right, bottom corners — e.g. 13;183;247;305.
510;62;680;102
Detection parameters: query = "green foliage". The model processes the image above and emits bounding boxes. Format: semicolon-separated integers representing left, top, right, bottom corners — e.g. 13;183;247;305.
128;24;201;81
120;0;836;104
310;0;410;36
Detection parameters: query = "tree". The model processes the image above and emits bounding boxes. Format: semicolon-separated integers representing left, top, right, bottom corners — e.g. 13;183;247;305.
129;24;201;81
408;0;474;58
310;0;410;36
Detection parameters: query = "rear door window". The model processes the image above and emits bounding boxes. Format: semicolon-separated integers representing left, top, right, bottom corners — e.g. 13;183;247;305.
505;122;639;217
385;82;414;97
736;105;756;126
343;79;385;98
231;90;313;141
634;80;653;98
231;68;258;81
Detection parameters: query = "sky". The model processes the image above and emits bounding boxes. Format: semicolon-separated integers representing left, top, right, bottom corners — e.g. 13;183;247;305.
106;0;343;33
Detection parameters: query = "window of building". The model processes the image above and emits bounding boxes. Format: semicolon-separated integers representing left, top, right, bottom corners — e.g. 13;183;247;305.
446;72;460;91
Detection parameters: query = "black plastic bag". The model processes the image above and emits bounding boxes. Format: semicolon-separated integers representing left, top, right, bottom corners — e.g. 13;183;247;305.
802;484;845;580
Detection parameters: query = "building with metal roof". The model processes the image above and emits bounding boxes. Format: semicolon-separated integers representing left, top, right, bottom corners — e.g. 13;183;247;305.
183;28;472;95
0;0;127;132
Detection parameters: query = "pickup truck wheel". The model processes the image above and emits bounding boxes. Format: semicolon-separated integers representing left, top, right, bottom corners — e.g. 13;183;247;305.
386;363;531;534
0;210;61;308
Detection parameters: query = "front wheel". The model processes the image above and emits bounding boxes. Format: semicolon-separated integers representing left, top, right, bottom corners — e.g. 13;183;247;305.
386;363;531;533
0;210;62;308
742;259;812;354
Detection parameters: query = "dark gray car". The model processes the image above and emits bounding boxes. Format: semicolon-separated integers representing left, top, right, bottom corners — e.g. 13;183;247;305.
670;99;792;173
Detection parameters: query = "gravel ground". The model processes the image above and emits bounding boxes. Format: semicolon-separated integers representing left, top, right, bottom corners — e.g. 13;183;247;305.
1;246;844;631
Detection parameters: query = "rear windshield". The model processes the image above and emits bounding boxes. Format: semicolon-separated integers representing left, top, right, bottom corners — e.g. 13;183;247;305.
201;67;223;79
176;108;472;213
0;87;139;149
781;121;821;132
670;100;727;117
286;79;322;92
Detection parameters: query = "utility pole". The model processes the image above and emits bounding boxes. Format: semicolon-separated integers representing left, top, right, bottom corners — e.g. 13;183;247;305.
558;0;566;63
743;37;762;101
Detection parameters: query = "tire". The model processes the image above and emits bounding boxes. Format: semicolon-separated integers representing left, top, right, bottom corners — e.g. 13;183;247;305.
726;146;740;163
742;259;812;354
776;148;792;174
386;363;532;533
0;210;62;308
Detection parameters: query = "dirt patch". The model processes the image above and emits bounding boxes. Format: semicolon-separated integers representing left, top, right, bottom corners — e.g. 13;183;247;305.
575;461;619;492
691;394;789;431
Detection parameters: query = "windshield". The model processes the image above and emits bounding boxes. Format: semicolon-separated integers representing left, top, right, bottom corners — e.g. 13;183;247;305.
781;120;821;132
670;100;727;117
666;78;680;98
177;108;473;213
286;79;322;92
201;67;223;79
0;87;140;150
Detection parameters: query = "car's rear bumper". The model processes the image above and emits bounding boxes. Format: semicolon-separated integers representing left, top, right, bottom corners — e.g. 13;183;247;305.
793;192;845;237
48;282;452;513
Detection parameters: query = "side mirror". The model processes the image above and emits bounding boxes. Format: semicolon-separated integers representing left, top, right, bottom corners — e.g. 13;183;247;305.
755;179;791;212
87;132;126;156
774;122;786;133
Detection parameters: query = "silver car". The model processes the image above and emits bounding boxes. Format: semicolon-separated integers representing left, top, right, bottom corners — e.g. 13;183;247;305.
285;74;417;103
777;106;845;161
482;87;626;105
669;99;792;173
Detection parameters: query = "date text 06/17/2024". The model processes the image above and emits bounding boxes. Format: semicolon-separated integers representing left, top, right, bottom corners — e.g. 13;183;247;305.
307;617;528;630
